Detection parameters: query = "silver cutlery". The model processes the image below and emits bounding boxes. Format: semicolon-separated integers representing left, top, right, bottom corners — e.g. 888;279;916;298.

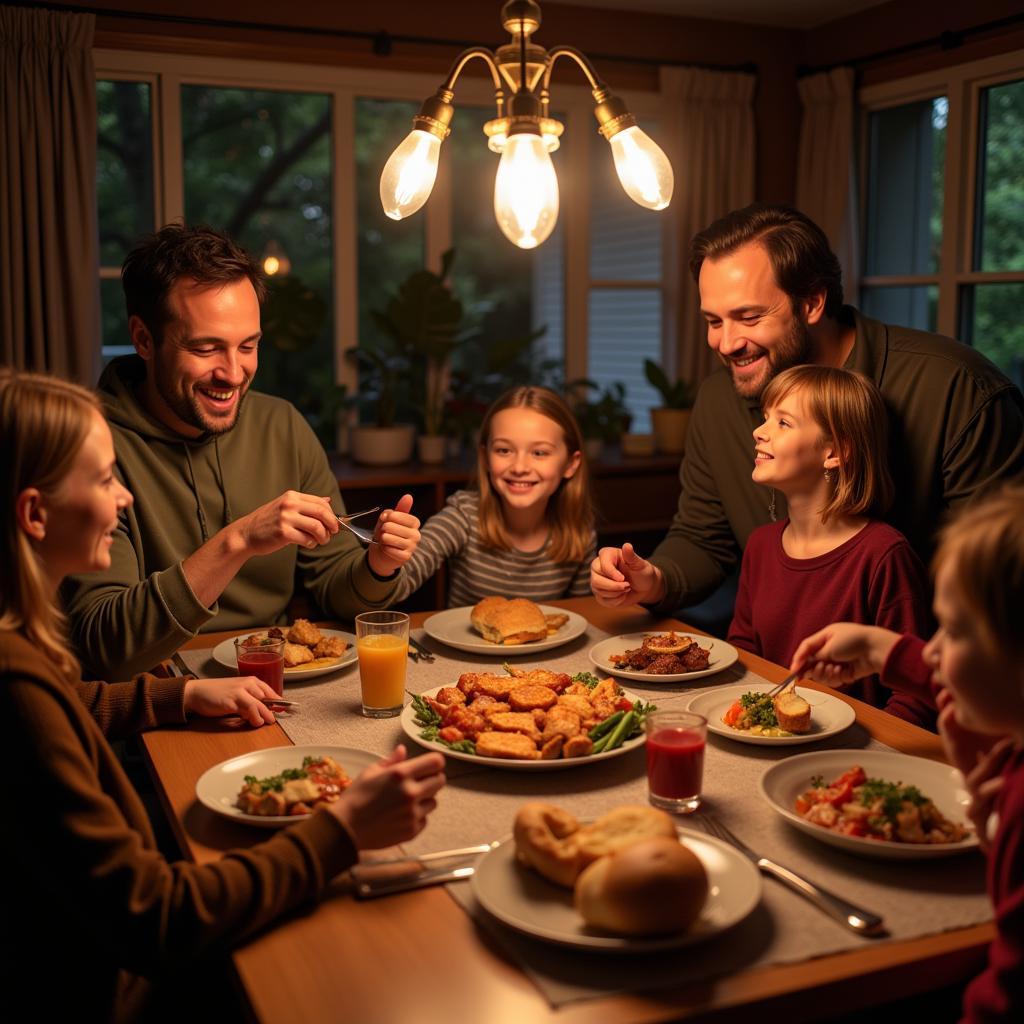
697;815;886;937
408;635;436;663
353;864;476;899
335;505;380;545
768;671;799;698
353;842;497;874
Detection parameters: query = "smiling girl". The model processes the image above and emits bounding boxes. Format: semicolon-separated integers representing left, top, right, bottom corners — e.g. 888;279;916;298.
727;365;933;726
394;386;596;606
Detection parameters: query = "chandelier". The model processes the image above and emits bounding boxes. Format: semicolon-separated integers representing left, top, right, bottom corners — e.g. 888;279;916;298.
379;0;674;249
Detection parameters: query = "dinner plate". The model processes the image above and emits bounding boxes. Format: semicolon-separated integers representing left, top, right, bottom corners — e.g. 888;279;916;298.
687;682;856;746
471;826;762;951
588;632;739;683
212;628;357;681
195;744;379;829
401;682;647;770
422;605;588;655
759;749;980;859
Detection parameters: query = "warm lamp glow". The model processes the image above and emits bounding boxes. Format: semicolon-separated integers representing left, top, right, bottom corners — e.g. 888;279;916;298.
609;125;674;211
493;133;559;249
380;129;442;220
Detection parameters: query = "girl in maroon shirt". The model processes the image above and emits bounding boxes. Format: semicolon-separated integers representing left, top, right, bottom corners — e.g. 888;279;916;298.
792;487;1024;1023
727;365;933;726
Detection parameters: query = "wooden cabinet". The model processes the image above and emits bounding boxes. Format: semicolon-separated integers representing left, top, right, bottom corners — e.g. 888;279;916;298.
329;449;681;610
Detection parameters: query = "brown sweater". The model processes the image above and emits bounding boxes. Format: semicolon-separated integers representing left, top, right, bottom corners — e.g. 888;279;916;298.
0;630;357;1022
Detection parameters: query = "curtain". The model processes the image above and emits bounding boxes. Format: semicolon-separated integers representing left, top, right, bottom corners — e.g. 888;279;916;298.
0;7;99;382
796;67;859;305
660;66;756;387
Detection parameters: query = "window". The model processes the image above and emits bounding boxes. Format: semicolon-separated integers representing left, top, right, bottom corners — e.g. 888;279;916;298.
94;51;672;447
860;51;1024;389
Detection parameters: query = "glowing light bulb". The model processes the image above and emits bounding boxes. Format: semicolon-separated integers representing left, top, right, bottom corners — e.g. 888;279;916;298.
493;133;559;249
379;130;441;220
263;255;280;275
608;125;674;211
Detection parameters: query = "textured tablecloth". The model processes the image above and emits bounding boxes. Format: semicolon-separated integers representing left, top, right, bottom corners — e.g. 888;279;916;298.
179;623;991;1009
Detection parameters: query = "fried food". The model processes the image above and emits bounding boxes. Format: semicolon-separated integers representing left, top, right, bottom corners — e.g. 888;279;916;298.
468;674;514;701
542;706;582;741
641;632;693;655
505;667;572;692
312;636;349;659
282;641;315;667
470;596;548;644
540;735;565;759
774;690;811;733
487;711;543;744
508;684;559;712
476;731;541;760
545;612;570;633
287;618;322;647
609;634;711;675
563;735;595;758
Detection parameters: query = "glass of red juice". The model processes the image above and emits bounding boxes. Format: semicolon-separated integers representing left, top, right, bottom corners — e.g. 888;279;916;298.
645;710;707;813
234;636;285;697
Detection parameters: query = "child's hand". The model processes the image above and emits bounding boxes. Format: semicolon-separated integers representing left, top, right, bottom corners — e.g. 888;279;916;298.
183;676;279;727
590;543;666;607
938;695;1014;851
368;494;421;577
330;745;446;849
789;622;901;684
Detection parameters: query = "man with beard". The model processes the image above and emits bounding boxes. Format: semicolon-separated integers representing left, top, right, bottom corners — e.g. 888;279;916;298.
592;204;1024;614
63;224;422;679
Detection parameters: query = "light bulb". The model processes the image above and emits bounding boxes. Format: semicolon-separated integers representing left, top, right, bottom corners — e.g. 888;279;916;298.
493;133;559;249
379;129;441;220
608;125;674;211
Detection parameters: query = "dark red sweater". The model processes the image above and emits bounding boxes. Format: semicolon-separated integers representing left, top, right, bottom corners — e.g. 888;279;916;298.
881;636;1024;1023
728;519;935;728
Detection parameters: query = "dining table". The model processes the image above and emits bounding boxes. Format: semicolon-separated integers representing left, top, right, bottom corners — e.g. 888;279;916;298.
141;597;993;1023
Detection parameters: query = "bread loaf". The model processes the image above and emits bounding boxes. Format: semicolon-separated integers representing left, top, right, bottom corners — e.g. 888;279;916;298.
574;806;678;867
774;689;811;733
471;596;548;645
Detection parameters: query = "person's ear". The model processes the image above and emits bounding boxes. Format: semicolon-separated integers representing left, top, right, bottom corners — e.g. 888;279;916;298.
129;315;156;360
800;290;828;326
563;449;582;480
15;488;47;542
822;440;842;471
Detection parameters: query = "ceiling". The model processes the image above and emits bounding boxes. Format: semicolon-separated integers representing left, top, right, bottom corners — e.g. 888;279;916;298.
550;0;892;30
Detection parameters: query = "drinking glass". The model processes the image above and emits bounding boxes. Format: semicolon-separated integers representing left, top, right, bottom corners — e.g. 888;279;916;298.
645;710;707;813
355;611;409;718
234;636;286;697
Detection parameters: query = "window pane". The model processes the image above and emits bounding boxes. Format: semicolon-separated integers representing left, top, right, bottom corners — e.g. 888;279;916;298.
860;285;937;332
976;78;1024;272
100;277;132;362
97;80;154;268
182;85;336;445
864;98;946;276
962;282;1024;390
587;289;662;432
449;105;564;382
589;120;662;281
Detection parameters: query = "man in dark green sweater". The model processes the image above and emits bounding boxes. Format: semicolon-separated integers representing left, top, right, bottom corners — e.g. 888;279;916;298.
64;225;422;679
591;204;1024;613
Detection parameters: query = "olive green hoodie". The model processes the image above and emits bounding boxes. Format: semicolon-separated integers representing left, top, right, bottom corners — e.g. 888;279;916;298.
63;356;398;680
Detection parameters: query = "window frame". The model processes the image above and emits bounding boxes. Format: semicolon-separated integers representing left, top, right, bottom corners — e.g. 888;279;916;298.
858;48;1024;340
94;48;671;414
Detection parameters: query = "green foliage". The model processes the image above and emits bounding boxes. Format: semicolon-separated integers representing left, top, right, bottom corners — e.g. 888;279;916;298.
262;275;328;353
644;359;695;409
566;379;632;442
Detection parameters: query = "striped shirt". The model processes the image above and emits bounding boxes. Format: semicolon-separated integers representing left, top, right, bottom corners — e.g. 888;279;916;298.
394;489;596;607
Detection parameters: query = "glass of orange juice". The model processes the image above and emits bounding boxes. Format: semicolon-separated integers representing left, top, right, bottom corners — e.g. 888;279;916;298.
355;611;409;718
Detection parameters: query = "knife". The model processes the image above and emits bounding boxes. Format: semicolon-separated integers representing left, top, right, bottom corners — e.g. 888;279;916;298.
353;864;475;899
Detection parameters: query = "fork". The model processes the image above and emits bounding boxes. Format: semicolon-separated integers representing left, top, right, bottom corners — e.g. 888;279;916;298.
336;505;380;545
408;635;436;663
767;671;799;698
697;815;886;936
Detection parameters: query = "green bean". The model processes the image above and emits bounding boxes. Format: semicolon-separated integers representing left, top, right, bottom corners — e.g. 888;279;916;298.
588;710;624;741
603;710;637;752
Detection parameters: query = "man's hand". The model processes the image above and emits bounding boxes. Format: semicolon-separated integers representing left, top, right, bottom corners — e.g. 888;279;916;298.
590;542;666;607
233;491;340;557
367;494;420;577
183;676;279;727
789;623;901;685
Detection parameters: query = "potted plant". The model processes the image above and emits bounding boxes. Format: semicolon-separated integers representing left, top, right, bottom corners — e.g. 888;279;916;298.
567;379;632;460
644;359;695;455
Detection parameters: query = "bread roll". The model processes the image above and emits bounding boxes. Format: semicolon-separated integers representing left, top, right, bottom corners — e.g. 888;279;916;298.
471;597;548;644
513;803;582;886
574;837;708;936
574;805;678;867
774;690;811;733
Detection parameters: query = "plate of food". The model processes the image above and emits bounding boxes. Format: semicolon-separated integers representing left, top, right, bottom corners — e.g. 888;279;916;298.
195;744;378;829
471;803;761;951
422;597;588;655
759;749;978;859
588;631;739;683
401;667;655;770
212;620;357;681
687;682;856;745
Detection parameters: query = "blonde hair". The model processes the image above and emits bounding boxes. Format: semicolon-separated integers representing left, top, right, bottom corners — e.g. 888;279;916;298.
933;486;1024;662
761;365;893;524
0;369;100;678
475;386;594;564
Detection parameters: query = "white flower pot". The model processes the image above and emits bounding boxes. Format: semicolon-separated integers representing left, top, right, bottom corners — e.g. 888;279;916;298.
350;425;415;466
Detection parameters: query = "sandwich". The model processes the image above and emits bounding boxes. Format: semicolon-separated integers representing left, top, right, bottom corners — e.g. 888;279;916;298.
470;596;548;645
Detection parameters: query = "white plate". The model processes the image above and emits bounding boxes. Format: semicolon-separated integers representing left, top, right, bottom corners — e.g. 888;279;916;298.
687;683;856;746
589;632;739;683
212;628;357;682
422;605;588;655
759;749;979;859
195;744;379;829
401;682;647;771
471;826;762;951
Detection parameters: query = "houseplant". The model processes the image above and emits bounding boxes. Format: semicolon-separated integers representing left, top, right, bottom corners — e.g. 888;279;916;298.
644;359;695;455
567;379;632;459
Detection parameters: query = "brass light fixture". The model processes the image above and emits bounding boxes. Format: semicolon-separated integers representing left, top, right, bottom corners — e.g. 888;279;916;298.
379;0;674;249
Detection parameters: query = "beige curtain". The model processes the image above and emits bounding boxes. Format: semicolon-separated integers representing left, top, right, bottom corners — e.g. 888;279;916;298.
660;66;756;386
0;7;99;382
796;67;858;304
